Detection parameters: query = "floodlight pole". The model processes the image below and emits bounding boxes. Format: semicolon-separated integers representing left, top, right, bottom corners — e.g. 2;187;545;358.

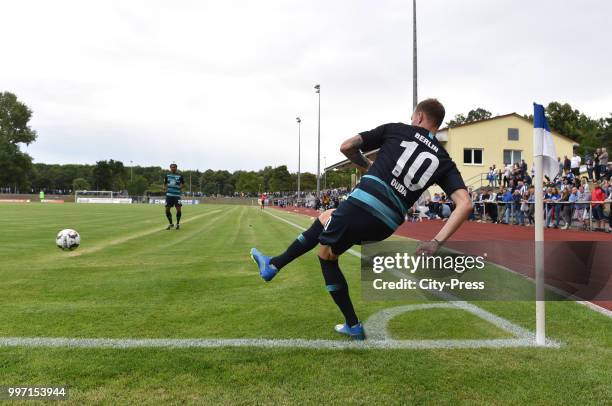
323;156;327;189
315;84;321;198
412;0;418;109
296;117;302;205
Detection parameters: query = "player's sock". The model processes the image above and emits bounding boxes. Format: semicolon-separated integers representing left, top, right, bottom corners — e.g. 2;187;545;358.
270;219;323;270
166;212;173;224
176;212;182;224
319;257;358;327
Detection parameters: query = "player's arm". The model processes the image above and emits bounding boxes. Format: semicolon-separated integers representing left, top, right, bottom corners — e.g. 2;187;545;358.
340;135;372;172
416;163;472;255
415;189;471;255
432;188;472;242
340;124;387;172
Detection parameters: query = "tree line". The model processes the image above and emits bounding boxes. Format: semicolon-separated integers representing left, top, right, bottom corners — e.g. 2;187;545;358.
3;90;610;193
24;161;352;196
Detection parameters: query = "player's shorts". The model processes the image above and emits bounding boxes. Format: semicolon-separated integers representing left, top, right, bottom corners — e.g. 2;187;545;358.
319;200;395;256
165;196;182;208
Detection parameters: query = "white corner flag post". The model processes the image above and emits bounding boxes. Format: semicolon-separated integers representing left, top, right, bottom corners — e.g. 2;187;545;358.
533;103;557;346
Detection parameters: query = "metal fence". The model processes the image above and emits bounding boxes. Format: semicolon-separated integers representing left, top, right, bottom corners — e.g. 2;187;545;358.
441;200;611;232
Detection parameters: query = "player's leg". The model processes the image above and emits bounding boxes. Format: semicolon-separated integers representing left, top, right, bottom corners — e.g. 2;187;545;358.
175;203;182;229
316;201;395;340
250;209;334;281
271;209;334;269
318;244;363;339
165;199;174;229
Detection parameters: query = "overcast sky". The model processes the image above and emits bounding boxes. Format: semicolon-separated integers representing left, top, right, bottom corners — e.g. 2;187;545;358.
3;0;611;173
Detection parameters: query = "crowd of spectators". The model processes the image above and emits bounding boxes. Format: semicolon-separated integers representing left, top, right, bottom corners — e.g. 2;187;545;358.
272;148;612;233
417;148;612;233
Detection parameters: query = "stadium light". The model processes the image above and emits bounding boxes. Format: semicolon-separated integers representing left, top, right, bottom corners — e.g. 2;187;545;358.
296;117;301;204
315;84;321;197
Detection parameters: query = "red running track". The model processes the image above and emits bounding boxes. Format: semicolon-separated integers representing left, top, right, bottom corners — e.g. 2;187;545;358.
272;205;612;311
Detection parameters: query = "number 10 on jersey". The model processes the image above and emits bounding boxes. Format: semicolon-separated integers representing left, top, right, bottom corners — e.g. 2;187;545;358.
391;141;439;191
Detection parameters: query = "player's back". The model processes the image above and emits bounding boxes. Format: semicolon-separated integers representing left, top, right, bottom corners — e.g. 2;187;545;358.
348;123;465;230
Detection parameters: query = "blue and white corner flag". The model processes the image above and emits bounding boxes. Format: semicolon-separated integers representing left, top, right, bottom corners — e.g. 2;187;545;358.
533;103;558;179
533;102;555;346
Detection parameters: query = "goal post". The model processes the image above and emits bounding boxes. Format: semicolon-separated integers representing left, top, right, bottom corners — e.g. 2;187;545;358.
75;190;132;204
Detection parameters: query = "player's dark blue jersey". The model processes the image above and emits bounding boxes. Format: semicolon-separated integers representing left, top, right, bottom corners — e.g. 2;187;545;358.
347;123;466;230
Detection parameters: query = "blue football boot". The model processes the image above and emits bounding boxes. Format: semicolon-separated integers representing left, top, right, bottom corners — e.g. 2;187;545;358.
334;321;366;340
250;248;279;282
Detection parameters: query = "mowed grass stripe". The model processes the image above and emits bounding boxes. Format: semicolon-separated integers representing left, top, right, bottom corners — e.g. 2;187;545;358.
67;208;223;257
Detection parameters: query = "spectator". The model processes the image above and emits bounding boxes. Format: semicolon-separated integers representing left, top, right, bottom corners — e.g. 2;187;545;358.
501;188;514;224
503;163;512;188
427;193;442;219
560;177;571;192
545;187;561;228
570;152;581;177
520;159;528;176
557;157;564;180
581;177;590;194
594;148;601;181
481;188;498;223
574;185;588;230
559;188;572;229
600;148;609;180
470;191;480;221
487;166;496;187
523;172;532;186
517;180;528;195
511;189;524;225
591;183;608;232
563;155;571;175
586;154;595;180
526;187;535;226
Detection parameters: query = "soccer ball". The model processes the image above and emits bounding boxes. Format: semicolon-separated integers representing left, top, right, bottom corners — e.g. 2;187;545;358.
56;229;80;251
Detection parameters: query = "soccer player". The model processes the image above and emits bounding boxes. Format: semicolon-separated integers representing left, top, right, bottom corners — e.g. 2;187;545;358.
163;163;184;230
250;99;472;340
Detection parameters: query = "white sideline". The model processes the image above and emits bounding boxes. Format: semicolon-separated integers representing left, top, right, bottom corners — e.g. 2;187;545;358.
0;207;561;350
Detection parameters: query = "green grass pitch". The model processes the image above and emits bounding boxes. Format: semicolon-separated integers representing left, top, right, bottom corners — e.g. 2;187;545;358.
0;203;610;404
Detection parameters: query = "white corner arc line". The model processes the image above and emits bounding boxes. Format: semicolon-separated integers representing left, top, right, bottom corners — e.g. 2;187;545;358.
263;208;561;348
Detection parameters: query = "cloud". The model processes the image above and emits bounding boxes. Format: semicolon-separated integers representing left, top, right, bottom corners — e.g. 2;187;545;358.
2;0;609;172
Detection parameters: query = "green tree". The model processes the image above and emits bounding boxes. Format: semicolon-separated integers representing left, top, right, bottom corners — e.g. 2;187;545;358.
72;177;90;191
127;175;149;196
298;172;317;191
260;166;274;190
600;114;612;151
325;169;352;189
0;92;37;190
235;172;263;194
447;108;492;128
268;165;292;191
92;159;127;190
